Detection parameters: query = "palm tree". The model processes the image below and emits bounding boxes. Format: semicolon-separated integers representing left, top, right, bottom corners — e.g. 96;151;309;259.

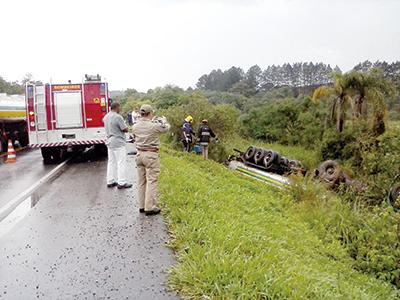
312;72;352;133
346;69;395;135
313;70;395;135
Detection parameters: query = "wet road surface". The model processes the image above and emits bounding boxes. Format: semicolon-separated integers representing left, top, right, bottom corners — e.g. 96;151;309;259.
0;148;178;299
0;149;55;209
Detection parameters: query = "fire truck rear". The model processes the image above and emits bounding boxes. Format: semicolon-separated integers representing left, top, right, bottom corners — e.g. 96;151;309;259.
26;75;110;163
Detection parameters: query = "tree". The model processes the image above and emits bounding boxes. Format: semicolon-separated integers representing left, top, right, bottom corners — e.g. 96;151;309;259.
346;69;395;135
244;65;262;95
313;70;395;135
21;73;34;85
0;76;23;94
312;72;352;133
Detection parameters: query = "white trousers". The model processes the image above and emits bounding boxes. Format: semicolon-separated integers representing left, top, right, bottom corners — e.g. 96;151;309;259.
107;146;127;185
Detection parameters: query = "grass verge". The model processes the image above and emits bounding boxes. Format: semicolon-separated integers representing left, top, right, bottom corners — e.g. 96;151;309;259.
159;148;398;299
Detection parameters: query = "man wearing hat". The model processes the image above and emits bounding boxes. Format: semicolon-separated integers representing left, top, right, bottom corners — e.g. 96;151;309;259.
132;104;170;216
198;119;217;160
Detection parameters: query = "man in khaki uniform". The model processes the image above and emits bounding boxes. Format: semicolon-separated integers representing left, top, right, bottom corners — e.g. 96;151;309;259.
132;104;170;216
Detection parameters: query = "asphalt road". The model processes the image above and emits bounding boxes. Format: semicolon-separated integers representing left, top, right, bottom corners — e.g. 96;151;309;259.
0;148;177;299
0;149;55;209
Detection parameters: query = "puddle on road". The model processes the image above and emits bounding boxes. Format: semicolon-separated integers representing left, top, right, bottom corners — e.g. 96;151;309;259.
0;195;36;237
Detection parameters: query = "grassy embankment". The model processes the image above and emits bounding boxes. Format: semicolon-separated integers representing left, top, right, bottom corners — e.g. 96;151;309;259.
159;147;399;299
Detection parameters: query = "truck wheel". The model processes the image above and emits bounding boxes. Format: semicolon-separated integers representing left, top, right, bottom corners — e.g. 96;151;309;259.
254;148;266;164
389;184;400;210
41;147;65;164
318;160;343;188
94;144;108;157
41;147;53;164
289;160;302;169
263;150;280;170
244;146;257;162
279;157;289;167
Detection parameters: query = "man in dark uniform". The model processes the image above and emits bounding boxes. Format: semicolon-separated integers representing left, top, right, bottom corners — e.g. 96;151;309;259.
197;119;218;160
181;115;195;152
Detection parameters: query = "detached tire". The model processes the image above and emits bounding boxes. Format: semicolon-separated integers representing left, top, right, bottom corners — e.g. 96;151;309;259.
389;184;400;210
318;160;343;188
244;146;257;162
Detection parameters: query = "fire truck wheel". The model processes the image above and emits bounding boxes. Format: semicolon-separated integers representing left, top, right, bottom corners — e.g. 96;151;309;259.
94;144;108;157
41;147;53;164
41;147;65;164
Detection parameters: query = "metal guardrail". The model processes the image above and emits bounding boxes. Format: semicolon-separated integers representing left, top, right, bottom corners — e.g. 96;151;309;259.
0;158;71;222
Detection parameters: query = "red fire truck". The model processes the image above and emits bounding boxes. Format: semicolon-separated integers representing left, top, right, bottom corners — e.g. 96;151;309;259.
26;75;110;163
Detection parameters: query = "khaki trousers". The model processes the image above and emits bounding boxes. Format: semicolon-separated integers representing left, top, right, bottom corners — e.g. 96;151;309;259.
136;151;160;211
201;144;209;160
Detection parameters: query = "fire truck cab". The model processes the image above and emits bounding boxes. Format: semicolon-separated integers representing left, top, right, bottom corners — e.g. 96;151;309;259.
26;75;110;163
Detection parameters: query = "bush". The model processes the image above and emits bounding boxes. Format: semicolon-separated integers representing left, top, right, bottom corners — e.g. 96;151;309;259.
319;129;356;161
160;92;239;162
240;97;326;147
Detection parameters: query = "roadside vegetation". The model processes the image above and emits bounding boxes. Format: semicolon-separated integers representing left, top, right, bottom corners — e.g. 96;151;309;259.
115;60;400;297
159;149;399;299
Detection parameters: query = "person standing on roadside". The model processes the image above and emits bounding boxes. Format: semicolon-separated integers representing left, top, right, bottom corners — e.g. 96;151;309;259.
103;102;132;189
132;104;170;216
181;115;195;152
198;119;218;160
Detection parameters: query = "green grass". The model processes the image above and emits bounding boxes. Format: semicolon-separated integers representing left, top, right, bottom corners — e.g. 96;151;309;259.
159;149;398;299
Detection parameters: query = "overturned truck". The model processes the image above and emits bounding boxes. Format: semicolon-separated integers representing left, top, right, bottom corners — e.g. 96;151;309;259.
226;145;400;210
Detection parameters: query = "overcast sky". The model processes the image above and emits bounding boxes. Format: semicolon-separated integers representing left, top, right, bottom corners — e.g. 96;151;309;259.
1;0;399;91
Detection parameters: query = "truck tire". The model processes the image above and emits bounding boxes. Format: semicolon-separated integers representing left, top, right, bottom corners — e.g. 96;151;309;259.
389;184;400;210
262;150;280;170
41;147;53;164
254;148;266;165
289;160;302;169
41;147;65;164
318;160;343;188
244;146;257;162
94;144;108;157
279;157;289;167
